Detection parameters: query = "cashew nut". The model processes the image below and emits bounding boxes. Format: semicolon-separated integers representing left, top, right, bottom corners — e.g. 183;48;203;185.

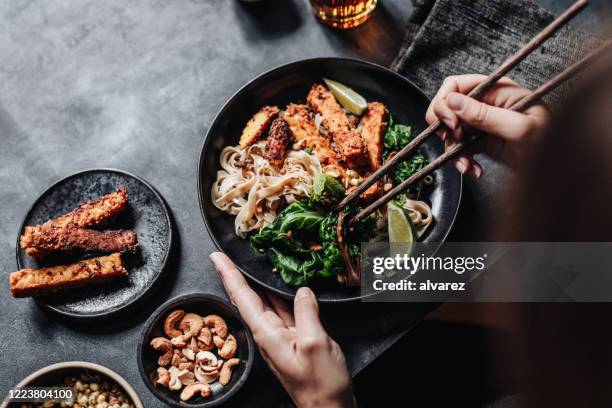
168;366;183;391
171;350;182;367
179;313;204;338
197;340;214;352
150;337;172;351
196;351;218;372
178;369;195;386
180;382;211;401
170;335;189;348
182;348;195;361
158;349;173;367
189;336;199;353
219;358;240;385
164;310;185;339
218;334;237;359
212;335;225;349
204;315;228;339
178;362;195;371
156;367;170;388
194;367;220;384
197;327;212;346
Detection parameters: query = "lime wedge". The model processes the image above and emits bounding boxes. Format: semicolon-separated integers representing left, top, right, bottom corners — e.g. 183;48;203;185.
323;78;368;116
388;201;415;258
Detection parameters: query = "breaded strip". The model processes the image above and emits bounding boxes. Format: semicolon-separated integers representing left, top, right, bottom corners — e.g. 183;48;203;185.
21;226;137;256
358;102;388;172
264;117;294;167
9;253;127;298
239;106;280;149
307;84;368;169
283;104;345;179
20;188;129;257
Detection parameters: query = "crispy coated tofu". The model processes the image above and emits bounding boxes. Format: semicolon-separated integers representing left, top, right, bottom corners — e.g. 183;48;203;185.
307;85;368;169
239;106;280;149
358;102;388;172
283;104;345;178
9;253;127;298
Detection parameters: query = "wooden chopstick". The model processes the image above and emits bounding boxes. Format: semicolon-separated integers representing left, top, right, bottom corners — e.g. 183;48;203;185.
335;0;588;212
349;39;612;225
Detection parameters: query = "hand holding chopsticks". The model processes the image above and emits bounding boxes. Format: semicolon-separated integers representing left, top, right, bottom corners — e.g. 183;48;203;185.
336;0;612;226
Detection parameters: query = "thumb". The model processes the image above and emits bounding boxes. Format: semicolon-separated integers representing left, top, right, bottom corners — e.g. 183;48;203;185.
445;92;532;141
294;287;327;351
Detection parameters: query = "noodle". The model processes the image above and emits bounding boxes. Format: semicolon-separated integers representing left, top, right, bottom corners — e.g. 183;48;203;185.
211;141;322;238
402;197;433;237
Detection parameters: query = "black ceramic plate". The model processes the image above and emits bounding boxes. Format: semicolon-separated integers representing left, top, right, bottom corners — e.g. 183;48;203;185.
16;169;172;319
198;57;462;302
138;293;254;408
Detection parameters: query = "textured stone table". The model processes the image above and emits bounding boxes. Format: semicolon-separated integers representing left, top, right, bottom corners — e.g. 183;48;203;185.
0;0;607;407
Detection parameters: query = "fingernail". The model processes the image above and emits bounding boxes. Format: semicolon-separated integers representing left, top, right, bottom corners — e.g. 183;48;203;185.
296;287;313;299
473;165;483;178
456;160;467;174
447;93;466;111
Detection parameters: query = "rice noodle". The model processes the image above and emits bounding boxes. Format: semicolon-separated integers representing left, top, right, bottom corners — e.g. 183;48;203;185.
211;141;322;238
402;197;433;237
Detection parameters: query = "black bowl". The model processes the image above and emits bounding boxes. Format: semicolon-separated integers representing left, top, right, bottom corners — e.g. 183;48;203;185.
138;293;254;407
198;57;462;302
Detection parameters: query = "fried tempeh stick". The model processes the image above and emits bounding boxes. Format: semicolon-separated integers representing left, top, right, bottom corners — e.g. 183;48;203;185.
20;188;129;257
264;117;294;167
9;253;127;298
239;106;280;149
21;226;137;255
307;84;368;169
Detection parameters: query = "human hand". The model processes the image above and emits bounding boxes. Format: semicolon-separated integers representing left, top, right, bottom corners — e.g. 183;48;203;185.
210;252;355;408
425;74;550;176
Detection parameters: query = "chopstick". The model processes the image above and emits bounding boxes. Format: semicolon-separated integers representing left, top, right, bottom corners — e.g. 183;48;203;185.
349;39;612;225
335;0;588;212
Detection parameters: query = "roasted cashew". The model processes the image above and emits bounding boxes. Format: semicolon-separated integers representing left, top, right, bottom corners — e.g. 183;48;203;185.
212;335;225;349
178;369;195;386
219;358;240;385
218;334;237;359
150;337;172;351
182;348;195;361
189;336;199;353
164;310;185;339
180;382;211;401
194;367;219;384
171;350;182;367
170;335;188;348
158;349;173;367
197;340;214;352
197;327;212;346
168;366;183;391
196;351;218;372
178;362;195;371
179;313;204;338
156;367;170;388
204;315;228;339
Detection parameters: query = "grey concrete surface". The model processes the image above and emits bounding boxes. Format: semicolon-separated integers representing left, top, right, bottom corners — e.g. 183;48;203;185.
0;0;608;406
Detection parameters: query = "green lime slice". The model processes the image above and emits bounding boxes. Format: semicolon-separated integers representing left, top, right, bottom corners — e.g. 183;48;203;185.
387;201;415;259
323;78;368;116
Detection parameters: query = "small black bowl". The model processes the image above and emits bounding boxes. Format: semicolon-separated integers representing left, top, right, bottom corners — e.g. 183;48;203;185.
138;293;254;407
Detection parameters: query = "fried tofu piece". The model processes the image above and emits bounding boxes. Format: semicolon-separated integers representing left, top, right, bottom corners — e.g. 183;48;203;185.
264;117;294;167
20;226;138;256
358;102;388;172
283;104;346;178
9;253;127;298
347;178;383;204
307;85;368;169
239;106;280;149
20;188;129;258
